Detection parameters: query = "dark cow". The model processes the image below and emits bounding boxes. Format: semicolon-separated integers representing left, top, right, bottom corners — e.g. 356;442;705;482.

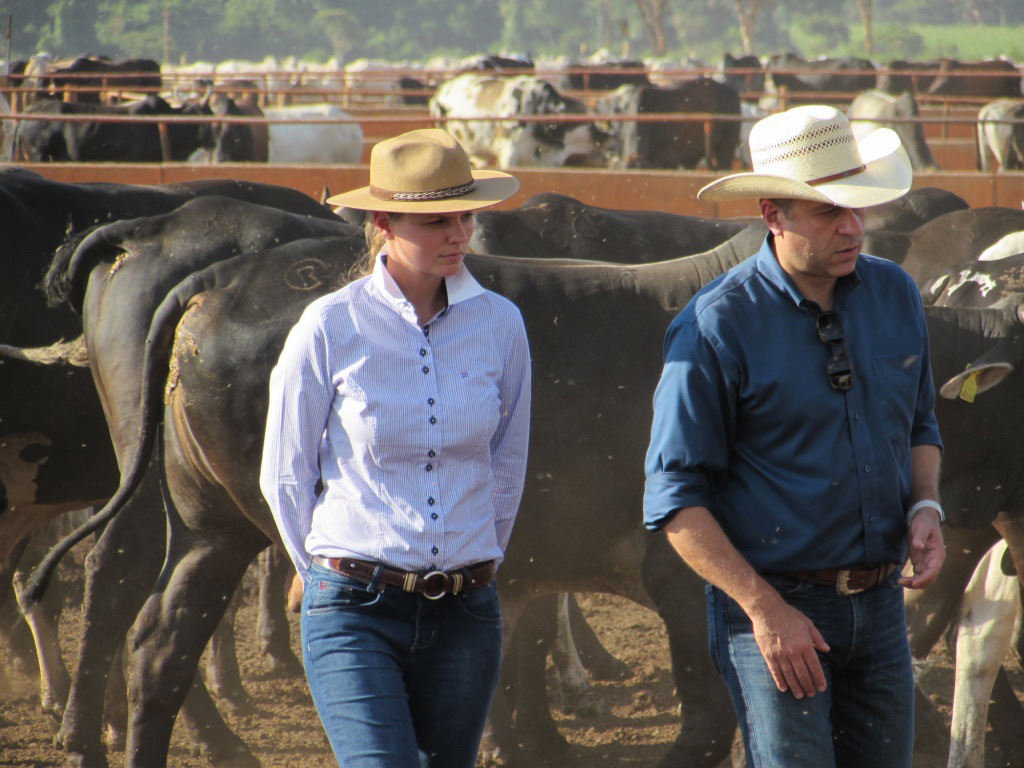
717;53;765;97
765;53;877;97
12;93;257;162
595;77;741;170
862;186;968;233
0;172;340;766
848;89;938;171
926;58;1022;99
976;98;1024;171
459;53;535;73
566;58;652;91
471;192;760;260
35;55;163;103
877;60;942;96
397;76;434;106
894;207;1024;291
430;73;611;167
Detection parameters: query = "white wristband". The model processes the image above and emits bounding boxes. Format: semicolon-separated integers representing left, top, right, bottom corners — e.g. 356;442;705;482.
907;499;944;525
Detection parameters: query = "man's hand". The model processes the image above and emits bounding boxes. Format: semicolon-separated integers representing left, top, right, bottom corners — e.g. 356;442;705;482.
899;509;944;589
748;595;830;699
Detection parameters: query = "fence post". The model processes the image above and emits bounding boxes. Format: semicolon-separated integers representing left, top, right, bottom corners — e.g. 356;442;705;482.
158;121;172;161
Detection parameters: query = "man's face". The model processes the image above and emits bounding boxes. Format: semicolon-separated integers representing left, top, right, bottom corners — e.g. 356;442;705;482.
762;198;866;283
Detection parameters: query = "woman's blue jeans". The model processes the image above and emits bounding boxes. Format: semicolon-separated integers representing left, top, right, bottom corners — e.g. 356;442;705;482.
708;570;914;768
301;561;503;768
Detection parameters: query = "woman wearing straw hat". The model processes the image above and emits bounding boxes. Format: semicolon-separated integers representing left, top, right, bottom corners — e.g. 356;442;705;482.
644;105;944;767
260;128;531;768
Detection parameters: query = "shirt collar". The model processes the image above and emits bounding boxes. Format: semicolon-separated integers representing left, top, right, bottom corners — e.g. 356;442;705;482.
369;250;486;315
754;234;861;311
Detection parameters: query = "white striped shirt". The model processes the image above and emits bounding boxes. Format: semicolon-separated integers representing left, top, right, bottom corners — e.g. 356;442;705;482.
260;253;531;580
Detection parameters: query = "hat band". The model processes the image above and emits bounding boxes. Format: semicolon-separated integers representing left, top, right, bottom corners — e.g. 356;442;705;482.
807;164;867;186
369;180;476;202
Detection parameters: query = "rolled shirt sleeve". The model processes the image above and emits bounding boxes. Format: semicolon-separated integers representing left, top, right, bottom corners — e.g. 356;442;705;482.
643;315;736;531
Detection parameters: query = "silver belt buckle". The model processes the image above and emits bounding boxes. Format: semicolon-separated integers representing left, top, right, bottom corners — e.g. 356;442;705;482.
421;570;448;600
836;569;866;596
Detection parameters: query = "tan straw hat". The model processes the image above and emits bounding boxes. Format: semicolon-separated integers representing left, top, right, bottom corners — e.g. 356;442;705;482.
697;105;912;208
326;128;519;213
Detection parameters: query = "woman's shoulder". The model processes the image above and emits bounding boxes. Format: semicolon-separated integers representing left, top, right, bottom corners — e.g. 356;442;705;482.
301;275;371;318
474;288;527;328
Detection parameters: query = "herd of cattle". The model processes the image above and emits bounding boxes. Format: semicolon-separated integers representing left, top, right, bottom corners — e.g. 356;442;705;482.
3;51;1024;171
3;166;1024;767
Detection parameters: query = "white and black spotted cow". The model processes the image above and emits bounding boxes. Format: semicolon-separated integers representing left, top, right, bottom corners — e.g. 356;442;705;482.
429;72;612;168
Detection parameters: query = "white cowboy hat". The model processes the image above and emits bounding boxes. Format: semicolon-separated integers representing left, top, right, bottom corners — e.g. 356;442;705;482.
697;105;912;208
326;128;519;213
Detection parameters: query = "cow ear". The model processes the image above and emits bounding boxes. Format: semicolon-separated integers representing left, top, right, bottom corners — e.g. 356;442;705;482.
939;361;1013;399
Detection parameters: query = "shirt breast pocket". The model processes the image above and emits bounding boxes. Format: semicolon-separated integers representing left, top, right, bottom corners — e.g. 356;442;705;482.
870;343;922;446
459;370;501;445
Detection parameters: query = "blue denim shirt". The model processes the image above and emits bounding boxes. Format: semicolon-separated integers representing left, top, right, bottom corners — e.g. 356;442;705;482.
643;235;942;573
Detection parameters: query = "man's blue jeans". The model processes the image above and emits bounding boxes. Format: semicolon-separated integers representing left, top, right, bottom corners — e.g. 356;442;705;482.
301;561;503;768
707;570;914;768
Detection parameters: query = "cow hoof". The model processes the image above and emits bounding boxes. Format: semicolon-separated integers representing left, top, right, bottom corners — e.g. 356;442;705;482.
516;725;570;765
262;649;303;678
104;721;126;752
60;747;110;768
204;746;261;768
210;688;255;718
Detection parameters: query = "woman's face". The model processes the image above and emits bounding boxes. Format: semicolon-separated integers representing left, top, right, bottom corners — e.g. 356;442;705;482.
376;210;475;282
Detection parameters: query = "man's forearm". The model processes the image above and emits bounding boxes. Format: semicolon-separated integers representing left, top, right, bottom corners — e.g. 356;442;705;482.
662;506;779;619
909;443;942;506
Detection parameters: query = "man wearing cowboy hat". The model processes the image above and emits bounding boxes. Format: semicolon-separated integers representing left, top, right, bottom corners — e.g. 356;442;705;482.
643;105;944;767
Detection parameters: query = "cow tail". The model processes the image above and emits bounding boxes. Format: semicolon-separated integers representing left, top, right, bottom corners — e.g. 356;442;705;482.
21;260;236;606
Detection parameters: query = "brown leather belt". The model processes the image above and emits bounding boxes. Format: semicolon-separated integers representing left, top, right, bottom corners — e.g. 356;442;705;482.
312;556;495;600
783;564;896;596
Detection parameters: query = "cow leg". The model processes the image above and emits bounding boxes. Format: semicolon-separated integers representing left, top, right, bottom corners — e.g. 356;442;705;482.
946;540;1019;768
549;593;594;715
203;579;253;716
509;594;572;761
985;666;1024;763
101;647;127;752
566;592;631;681
0;575;38;681
12;555;70;721
123;531;260;768
56;486;164;768
255;544;301;676
905;524;999;659
642;534;735;768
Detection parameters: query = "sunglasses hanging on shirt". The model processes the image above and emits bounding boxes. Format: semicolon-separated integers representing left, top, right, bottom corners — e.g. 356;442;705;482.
815;311;854;392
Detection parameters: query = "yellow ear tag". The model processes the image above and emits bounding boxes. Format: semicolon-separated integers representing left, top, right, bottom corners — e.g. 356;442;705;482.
958;370;979;403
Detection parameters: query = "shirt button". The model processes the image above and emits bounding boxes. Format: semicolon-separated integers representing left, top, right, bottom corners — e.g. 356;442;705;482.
428;449;436;457
854;413;861;421
419;348;427;357
427;497;435;506
864;465;872;473
426;463;433;471
429;416;437;425
431;546;439;555
427;398;435;406
422;365;430;374
431;512;439;520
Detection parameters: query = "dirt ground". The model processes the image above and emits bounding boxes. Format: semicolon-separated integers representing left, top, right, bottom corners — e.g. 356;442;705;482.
1;549;1022;768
